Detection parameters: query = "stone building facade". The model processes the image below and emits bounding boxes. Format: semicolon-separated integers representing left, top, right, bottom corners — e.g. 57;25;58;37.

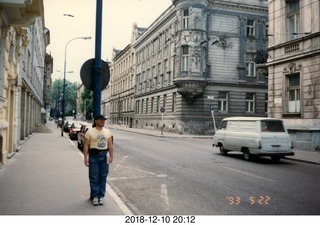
108;24;141;127
267;0;320;151
0;0;51;166
107;0;269;135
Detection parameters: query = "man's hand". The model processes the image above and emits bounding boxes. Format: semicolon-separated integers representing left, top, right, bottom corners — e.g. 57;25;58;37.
108;155;113;164
84;157;89;166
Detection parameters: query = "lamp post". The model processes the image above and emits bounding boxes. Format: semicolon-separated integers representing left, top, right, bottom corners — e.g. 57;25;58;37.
56;70;72;119
62;36;91;126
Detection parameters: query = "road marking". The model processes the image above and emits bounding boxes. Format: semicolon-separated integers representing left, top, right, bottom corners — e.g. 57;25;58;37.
114;155;129;171
119;165;164;177
109;174;166;181
224;166;274;182
161;184;170;211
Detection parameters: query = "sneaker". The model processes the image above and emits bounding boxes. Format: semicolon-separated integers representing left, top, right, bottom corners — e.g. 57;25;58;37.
92;197;99;206
99;197;104;205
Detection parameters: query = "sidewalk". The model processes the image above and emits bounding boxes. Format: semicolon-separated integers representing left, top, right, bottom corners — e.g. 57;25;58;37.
0;121;131;215
108;124;320;166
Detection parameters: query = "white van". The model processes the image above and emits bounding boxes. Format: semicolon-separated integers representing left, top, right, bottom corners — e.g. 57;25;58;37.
212;117;294;162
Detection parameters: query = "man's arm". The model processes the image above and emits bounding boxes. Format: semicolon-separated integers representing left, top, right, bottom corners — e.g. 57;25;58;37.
83;137;90;166
107;135;114;164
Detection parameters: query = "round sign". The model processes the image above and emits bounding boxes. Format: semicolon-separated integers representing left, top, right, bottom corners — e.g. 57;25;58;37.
160;106;166;113
80;58;110;90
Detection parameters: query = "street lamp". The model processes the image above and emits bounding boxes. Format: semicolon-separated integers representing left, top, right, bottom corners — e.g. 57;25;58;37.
62;36;91;125
55;70;73;119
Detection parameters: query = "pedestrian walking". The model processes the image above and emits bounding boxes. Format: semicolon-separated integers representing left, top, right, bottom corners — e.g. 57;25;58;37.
83;115;114;206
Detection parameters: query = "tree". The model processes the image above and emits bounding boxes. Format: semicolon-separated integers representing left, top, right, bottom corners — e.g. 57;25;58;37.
50;79;78;118
80;87;93;120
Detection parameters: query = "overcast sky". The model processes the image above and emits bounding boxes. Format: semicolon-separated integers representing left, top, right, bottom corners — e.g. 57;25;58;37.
44;0;172;83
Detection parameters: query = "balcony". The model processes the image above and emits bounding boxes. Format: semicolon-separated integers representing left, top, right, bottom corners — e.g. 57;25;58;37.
0;0;44;26
173;77;207;102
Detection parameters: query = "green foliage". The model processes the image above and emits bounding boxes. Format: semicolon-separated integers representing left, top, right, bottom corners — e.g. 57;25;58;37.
50;79;78;117
80;87;93;120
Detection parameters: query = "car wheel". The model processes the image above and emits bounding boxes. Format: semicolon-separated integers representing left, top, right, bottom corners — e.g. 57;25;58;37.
271;156;281;162
219;145;228;155
243;149;252;161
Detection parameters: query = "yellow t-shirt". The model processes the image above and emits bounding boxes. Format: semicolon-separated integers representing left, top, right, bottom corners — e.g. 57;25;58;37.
85;127;112;150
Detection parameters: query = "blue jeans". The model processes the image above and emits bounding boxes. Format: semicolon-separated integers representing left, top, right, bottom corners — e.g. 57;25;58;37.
89;152;109;199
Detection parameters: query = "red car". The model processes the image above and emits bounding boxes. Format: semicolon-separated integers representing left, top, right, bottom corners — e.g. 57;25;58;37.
69;122;82;140
77;123;91;150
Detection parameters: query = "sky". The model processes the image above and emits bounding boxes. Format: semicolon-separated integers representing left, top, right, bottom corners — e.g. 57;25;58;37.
44;0;172;84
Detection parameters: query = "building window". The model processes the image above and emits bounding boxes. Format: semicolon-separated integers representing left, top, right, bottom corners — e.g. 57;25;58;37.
163;94;167;108
246;93;255;112
157;63;162;75
146;98;149;114
136;100;140;114
157;96;160;112
181;46;189;71
218;92;228;111
287;74;300;113
246;54;256;77
151;97;154;113
265;94;268;113
154;76;158;88
287;0;300;41
247;19;256;37
183;9;189;29
141;99;144;114
172;92;176;112
164;59;168;73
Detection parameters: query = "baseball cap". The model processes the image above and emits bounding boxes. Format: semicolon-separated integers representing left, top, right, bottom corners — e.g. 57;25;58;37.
94;115;107;120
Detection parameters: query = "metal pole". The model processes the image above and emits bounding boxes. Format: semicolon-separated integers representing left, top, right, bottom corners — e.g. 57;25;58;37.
211;110;217;133
93;0;103;118
62;37;91;131
161;113;164;135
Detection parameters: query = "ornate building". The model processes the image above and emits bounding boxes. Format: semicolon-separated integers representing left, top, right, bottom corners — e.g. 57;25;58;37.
107;0;268;135
267;0;320;151
108;24;142;127
0;0;52;165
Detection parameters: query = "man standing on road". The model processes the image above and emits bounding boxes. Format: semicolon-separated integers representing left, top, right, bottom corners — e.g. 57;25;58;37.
83;115;114;206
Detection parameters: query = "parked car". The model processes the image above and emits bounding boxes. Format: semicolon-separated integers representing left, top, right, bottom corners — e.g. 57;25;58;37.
69;122;82;140
77;123;92;150
56;118;63;128
212;117;294;162
63;121;71;132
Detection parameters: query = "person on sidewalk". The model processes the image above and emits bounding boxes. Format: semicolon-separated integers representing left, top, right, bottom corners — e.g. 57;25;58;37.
83;115;114;206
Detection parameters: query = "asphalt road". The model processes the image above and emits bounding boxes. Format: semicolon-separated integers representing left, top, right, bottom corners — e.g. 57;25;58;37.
72;128;320;215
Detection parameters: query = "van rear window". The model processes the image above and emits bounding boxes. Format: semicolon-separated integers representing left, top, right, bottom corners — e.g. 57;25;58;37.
261;121;285;132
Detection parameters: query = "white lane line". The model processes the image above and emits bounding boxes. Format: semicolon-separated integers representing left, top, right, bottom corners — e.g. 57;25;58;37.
109;174;167;181
114;155;129;171
224;166;274;182
120;165;163;177
161;184;170;211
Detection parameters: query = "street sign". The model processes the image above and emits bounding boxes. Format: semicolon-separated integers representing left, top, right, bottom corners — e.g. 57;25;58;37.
207;96;214;100
160;106;166;113
80;58;110;90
